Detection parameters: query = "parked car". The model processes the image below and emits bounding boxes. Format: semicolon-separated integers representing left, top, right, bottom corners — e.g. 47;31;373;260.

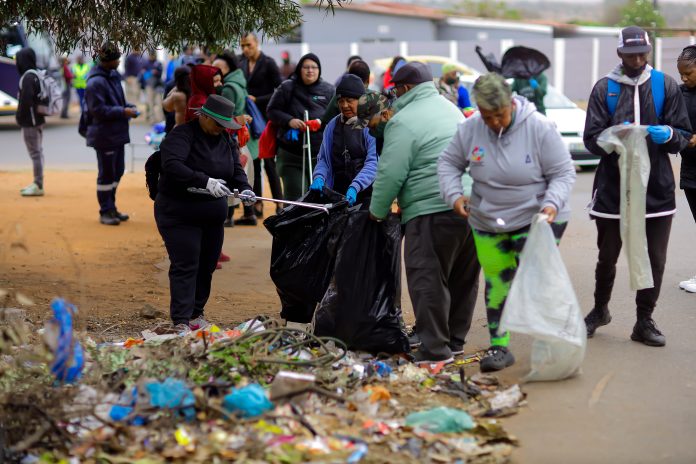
0;89;18;116
373;55;599;168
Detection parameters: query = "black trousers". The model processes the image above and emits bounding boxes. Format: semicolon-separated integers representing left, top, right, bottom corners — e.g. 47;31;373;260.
594;216;672;319
95;146;125;215
155;194;227;325
404;211;481;358
243;158;283;216
684;188;696;224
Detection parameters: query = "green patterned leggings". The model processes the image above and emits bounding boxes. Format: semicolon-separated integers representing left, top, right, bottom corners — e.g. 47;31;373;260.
472;222;567;347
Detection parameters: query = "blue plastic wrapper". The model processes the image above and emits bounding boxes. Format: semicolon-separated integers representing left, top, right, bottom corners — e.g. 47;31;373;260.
223;384;273;418
48;298;84;384
146;378;196;421
372;361;392;377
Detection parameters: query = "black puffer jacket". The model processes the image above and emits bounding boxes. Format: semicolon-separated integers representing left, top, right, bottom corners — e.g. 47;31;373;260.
267;53;335;158
15;48;45;128
584;66;691;216
679;84;696;189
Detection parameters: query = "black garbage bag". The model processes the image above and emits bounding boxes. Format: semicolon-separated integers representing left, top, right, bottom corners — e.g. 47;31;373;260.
314;212;409;354
500;46;550;79
475;45;502;74
264;189;348;323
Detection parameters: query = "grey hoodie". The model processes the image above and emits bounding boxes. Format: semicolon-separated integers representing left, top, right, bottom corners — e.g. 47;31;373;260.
438;96;576;233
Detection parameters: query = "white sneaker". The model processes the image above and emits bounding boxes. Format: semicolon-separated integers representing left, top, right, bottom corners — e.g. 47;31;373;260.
189;316;211;331
679;275;696;290
684;281;696;293
20;182;44;196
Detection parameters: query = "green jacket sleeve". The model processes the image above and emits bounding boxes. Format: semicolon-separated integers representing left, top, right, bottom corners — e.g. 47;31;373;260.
221;84;246;117
369;119;413;219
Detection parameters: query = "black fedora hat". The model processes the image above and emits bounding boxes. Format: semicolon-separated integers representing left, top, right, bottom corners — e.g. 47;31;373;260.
198;94;242;130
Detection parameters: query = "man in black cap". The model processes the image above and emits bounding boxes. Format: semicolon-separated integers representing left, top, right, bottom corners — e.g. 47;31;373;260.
583;26;692;346
156;94;255;332
369;62;480;368
85;41;139;225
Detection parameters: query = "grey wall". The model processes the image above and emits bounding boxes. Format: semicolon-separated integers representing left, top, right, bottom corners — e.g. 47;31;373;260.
437;24;552;41
301;9;437;43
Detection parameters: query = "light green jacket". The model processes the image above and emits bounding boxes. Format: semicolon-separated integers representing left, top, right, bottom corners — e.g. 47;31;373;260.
370;81;464;224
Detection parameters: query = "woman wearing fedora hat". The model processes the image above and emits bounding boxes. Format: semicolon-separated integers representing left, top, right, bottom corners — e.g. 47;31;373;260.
156;94;256;332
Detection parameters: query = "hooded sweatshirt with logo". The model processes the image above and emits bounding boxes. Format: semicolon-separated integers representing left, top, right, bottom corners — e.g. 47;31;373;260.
438;95;576;233
16;47;45;128
583;64;691;217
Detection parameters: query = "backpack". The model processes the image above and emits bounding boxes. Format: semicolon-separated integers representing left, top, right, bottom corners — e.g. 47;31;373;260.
606;69;664;121
78;74;97;138
20;69;63;116
145;150;161;200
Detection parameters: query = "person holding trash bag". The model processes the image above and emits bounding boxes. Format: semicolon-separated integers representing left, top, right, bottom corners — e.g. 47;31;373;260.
583;26;691;346
311;74;377;207
370;62;480;368
438;73;576;372
155;94;255;332
267;53;334;201
676;45;696;292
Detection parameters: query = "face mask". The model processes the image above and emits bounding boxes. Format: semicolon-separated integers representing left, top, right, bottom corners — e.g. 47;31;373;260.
369;120;387;139
445;77;458;85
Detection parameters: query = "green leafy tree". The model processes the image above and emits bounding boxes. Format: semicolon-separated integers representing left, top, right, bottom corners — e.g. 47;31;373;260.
0;0;344;54
451;0;522;20
617;0;666;28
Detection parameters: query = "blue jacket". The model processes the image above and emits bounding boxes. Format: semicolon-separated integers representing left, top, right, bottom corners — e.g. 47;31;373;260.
85;65;131;149
313;115;378;193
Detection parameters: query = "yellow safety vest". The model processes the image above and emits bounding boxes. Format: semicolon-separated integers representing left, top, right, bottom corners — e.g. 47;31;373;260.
72;63;91;89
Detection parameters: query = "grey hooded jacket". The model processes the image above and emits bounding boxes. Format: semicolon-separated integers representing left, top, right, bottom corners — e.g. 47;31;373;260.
438;96;576;233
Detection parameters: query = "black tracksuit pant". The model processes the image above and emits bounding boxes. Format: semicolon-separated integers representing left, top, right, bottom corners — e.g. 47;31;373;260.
155;194;227;325
594;216;672;319
404;211;481;359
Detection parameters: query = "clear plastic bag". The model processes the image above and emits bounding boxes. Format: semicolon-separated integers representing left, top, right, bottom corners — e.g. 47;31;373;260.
500;215;586;382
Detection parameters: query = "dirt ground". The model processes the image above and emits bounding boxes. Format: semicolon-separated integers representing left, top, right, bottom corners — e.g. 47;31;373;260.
0;169;288;340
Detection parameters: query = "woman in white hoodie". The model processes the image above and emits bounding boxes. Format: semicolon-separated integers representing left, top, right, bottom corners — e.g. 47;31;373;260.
437;73;576;372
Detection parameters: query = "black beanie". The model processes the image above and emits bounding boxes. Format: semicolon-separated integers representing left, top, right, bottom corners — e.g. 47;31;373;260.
294;53;322;81
336;74;366;99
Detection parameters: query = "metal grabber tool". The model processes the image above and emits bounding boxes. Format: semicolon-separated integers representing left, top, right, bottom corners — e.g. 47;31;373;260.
232;189;330;214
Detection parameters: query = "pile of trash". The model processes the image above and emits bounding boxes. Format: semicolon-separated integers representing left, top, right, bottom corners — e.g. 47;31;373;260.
0;299;524;463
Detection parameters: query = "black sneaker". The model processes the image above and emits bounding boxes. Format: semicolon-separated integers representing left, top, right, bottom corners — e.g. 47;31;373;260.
100;210;120;226
585;307;612;338
449;344;465;356
407;326;421;348
234;215;258;226
480;346;515;372
223;218;234;228
630;318;666;347
115;210;129;222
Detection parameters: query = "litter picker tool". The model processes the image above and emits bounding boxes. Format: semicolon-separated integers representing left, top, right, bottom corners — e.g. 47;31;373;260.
186;187;331;214
302;110;313;195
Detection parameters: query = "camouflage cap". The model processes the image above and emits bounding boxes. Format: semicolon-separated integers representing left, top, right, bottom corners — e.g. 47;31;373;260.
354;91;390;129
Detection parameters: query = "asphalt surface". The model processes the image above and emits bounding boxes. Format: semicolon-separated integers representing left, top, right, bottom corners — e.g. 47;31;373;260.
2;118;696;462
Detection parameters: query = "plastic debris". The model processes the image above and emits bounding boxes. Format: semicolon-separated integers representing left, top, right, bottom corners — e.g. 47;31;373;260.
223;383;274;418
406;407;475;433
43;298;84;383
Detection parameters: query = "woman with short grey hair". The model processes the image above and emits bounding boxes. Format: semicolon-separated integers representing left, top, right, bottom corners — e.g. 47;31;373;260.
437;72;576;373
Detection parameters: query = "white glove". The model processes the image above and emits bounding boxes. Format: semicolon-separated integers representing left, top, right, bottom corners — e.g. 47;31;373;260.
240;189;256;206
206;178;232;198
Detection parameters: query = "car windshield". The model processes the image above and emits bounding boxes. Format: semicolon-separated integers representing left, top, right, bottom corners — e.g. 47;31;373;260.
544;86;576;109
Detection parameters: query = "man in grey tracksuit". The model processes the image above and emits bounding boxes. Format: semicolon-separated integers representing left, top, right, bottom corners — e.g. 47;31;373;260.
438;74;575;372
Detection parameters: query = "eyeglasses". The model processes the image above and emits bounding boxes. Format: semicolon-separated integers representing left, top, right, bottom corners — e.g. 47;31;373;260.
302;65;319;71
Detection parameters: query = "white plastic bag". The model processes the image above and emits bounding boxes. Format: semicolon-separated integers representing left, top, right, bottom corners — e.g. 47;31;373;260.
500;215;586;382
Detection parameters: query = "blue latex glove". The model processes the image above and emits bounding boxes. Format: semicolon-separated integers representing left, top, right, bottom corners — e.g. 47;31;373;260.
529;78;539;89
647;125;671;144
284;128;300;142
346;187;357;206
310;177;325;192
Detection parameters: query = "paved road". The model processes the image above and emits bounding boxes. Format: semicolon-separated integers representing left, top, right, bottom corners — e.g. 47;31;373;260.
2;119;695;462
